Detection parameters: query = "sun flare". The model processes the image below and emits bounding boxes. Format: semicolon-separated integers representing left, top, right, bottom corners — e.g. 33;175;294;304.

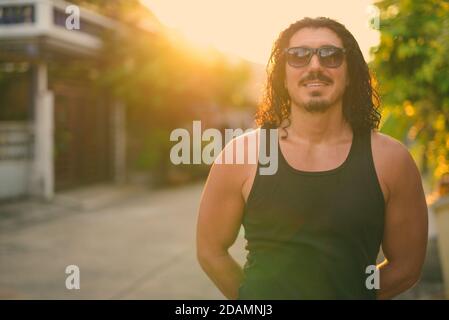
142;0;380;65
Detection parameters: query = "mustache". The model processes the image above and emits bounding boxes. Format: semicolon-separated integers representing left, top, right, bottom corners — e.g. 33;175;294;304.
299;72;333;85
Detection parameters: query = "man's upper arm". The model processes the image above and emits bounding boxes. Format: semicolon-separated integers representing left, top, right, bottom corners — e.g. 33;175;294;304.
196;138;249;258
381;138;428;277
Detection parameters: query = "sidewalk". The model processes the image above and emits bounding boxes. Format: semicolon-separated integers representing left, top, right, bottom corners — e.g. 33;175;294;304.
0;183;149;232
0;182;246;299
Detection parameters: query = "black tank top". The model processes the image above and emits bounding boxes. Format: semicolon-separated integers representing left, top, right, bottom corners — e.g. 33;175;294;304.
238;127;385;299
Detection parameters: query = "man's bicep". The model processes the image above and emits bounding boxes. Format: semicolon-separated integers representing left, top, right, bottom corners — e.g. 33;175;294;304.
381;147;428;272
197;161;246;256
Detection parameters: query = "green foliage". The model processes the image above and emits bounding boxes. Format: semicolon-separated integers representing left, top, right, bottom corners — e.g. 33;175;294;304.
371;0;449;185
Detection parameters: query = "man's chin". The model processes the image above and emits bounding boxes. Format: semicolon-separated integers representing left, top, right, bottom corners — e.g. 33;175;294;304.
302;99;332;113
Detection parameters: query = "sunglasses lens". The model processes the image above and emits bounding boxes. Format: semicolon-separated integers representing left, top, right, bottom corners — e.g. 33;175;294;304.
286;46;345;68
286;48;311;67
319;47;344;68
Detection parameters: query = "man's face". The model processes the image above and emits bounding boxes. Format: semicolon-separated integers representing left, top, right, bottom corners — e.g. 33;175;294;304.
284;27;349;113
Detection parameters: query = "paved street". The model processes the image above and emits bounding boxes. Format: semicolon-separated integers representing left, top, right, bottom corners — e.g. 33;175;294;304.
0;181;444;299
0;182;247;299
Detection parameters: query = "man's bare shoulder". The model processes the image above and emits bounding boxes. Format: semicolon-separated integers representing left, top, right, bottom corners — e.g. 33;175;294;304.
371;130;421;198
215;128;260;163
210;128;260;189
371;130;413;164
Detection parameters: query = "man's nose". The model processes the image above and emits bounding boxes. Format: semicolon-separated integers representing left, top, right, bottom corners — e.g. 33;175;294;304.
307;54;322;72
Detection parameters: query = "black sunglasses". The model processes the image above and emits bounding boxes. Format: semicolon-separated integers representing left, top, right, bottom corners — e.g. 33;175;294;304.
284;46;346;68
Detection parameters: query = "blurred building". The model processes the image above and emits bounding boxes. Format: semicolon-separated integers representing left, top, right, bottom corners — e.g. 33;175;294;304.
0;0;132;201
0;0;267;200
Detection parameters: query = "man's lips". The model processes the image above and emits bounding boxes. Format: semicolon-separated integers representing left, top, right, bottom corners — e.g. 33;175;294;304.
302;81;330;88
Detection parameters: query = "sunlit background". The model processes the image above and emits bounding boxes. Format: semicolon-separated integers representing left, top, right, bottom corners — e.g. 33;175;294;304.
0;0;448;300
142;0;380;64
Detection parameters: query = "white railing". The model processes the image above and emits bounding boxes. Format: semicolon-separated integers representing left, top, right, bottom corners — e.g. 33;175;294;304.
0;121;33;199
0;121;33;160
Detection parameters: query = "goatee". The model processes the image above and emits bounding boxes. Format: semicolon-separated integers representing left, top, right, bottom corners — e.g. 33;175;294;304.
302;99;332;113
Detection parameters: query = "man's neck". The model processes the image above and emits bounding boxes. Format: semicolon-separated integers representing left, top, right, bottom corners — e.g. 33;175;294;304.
283;101;352;145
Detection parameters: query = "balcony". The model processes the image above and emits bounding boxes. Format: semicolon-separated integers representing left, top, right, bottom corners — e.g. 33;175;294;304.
0;0;119;60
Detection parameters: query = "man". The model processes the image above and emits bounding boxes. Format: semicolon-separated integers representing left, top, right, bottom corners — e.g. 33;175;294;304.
196;17;428;299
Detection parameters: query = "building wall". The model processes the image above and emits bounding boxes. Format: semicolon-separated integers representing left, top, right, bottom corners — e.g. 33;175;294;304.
0;121;32;200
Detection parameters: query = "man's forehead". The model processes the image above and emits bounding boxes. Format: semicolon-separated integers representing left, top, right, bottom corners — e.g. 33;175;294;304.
288;27;343;48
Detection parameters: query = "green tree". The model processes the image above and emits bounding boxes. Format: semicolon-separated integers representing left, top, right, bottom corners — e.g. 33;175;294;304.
372;0;449;186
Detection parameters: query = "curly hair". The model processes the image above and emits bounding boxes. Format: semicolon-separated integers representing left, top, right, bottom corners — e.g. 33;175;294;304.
255;17;381;136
